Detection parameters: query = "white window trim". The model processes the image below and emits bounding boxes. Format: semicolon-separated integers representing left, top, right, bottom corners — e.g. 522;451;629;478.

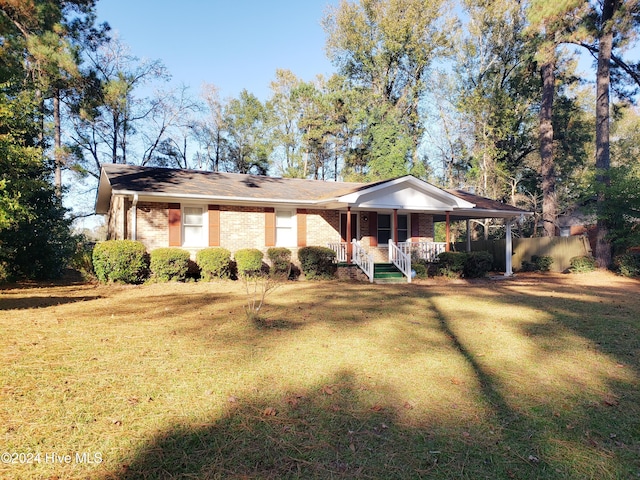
181;204;209;248
275;209;297;247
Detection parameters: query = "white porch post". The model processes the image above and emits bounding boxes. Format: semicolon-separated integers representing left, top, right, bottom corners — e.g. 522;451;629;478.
346;206;352;264
505;219;513;277
466;219;471;252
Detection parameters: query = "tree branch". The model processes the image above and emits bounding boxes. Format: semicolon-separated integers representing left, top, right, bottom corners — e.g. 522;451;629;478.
566;40;640;89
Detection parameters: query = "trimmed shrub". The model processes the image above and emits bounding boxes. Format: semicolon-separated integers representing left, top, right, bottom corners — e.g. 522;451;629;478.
437;251;493;278
235;248;264;277
437;251;466;278
298;246;336;279
613;252;640;277
150;248;190;282
521;255;554;272
92;240;149;284
267;247;292;277
569;255;596;274
464;251;494;278
411;262;428;279
533;255;554;272
196;248;232;280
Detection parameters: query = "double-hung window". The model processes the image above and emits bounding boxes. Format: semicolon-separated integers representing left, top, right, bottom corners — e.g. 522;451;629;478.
377;213;408;244
276;210;294;247
183;206;204;246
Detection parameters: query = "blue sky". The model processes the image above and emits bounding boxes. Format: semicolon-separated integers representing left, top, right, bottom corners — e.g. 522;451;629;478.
95;0;339;100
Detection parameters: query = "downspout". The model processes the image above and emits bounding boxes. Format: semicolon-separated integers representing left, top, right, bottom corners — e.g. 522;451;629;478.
131;194;138;241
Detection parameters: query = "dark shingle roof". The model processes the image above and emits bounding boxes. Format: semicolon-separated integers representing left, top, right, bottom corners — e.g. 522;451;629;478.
101;164;368;201
97;164;530;218
445;189;527;214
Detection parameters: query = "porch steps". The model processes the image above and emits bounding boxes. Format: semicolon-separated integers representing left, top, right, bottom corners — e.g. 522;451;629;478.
373;263;406;284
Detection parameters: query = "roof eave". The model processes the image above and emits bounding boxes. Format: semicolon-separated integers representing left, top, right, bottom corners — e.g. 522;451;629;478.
110;189;323;206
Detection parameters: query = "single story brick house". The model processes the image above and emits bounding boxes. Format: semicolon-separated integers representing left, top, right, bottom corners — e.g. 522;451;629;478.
96;164;529;282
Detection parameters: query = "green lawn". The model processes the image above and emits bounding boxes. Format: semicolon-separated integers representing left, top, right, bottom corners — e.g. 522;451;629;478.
0;272;638;479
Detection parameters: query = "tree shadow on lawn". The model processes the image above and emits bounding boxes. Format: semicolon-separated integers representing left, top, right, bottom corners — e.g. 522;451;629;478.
97;282;639;479
491;274;640;374
101;370;537;480
0;295;102;310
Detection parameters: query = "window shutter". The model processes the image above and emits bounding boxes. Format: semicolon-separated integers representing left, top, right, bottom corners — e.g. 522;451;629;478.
208;205;220;246
411;213;420;241
297;209;307;247
265;208;275;247
369;212;378;247
168;203;181;246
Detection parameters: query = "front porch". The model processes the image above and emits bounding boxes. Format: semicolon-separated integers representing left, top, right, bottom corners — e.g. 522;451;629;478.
328;241;447;283
320;177;529;283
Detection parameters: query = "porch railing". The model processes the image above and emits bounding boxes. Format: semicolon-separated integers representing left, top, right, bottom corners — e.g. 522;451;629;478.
327;242;348;263
389;240;412;283
352;240;374;283
398;241;447;263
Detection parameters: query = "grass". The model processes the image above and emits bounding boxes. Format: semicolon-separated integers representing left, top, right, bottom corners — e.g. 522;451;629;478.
0;272;638;479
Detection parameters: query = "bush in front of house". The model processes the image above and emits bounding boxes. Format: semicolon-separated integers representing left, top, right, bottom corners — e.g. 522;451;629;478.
93;240;149;284
521;255;554;272
613;251;640;277
437;251;493;278
235;248;264;277
196;247;232;280
298;246;336;279
267;247;292;278
437;251;466;278
150;248;191;282
411;261;428;279
464;251;494;278
569;255;597;274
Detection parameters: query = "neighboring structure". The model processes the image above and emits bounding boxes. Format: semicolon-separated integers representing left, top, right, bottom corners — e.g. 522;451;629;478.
96;164;529;281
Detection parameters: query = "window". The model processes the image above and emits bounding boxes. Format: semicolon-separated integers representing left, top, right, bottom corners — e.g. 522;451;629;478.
276;210;294;246
377;214;391;245
183;206;204;246
377;213;408;244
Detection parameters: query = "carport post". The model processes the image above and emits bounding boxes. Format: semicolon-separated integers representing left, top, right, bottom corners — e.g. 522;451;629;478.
445;212;451;252
505;220;513;276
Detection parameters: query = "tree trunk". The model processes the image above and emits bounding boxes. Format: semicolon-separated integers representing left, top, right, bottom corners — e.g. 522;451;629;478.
594;0;617;268
540;60;556;237
53;88;63;197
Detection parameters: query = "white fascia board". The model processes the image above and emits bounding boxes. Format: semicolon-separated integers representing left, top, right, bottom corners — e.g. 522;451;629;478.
95;168;113;214
337;176;475;209
113;190;321;206
449;209;533;219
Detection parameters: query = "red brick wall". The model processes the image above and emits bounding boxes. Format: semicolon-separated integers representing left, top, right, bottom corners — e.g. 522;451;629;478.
136;202;169;250
110;198;434;262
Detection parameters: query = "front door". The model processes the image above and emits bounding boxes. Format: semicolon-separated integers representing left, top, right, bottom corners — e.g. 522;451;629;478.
340;213;358;242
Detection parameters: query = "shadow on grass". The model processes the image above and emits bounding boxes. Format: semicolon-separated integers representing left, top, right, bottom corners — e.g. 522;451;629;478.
0;295;102;310
492;277;640;374
103;371;519;480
